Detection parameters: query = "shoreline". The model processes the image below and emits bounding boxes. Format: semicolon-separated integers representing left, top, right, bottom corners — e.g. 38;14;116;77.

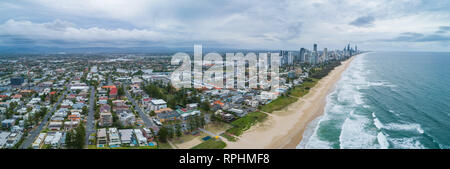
225;54;358;149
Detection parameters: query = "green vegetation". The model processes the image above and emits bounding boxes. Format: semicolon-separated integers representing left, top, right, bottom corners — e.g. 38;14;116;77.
65;123;85;149
260;95;298;113
143;82;201;109
157;142;173;149
290;78;319;97
310;61;342;79
225;111;268;136
88;145;157;149
191;139;226;149
220;133;237;142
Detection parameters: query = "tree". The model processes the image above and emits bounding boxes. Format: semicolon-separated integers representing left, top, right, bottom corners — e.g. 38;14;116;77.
167;98;177;109
158;126;168;143
150;110;156;117
175;124;182;138
82;106;88;115
118;86;125;97
200;101;210;113
199;115;206;128
66;123;85;149
167;126;174;139
65;130;74;148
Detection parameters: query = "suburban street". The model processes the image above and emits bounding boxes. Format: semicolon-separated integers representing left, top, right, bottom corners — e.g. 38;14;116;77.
85;86;96;145
123;84;155;128
19;83;71;149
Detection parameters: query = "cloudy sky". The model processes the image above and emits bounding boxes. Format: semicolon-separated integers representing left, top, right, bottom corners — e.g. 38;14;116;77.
0;0;450;51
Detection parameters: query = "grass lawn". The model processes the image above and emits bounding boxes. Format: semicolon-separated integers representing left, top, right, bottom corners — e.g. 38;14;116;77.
191;139;227;149
111;146;156;149
87;145;157;149
205;122;232;134
171;132;208;145
225;111;268;136
290;78;319;97
220;133;237;142
260;96;298;113
157;142;173;149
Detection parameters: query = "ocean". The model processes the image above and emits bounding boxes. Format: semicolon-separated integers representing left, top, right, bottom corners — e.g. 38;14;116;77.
298;52;450;149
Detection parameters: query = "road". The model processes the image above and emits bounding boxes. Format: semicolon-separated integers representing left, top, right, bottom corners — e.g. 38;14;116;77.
20;84;71;149
85;86;96;145
122;83;155;128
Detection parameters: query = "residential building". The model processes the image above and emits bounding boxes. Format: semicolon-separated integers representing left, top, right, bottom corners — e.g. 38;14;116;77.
133;129;147;146
100;111;113;127
97;128;108;147
108;128;121;147
32;133;47;149
0;132;11;148
48;121;63;131
149;99;167;111
119;129;133;145
5;132;22;148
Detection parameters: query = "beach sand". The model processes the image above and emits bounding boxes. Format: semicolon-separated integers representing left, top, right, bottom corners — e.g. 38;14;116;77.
225;55;357;149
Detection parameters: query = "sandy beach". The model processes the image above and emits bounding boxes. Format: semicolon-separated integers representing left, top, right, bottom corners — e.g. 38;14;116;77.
225;55;357;149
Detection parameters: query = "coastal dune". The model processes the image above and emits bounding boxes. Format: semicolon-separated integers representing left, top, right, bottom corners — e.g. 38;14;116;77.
225;55;357;149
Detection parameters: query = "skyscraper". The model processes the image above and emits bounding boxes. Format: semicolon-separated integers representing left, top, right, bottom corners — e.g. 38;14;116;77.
313;44;317;53
288;52;293;65
299;48;306;63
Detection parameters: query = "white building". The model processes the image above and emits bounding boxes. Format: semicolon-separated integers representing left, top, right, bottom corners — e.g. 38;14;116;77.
0;132;11;148
133;129;147;146
51;132;62;148
108;128;121;147
149;99;167;111
119;129;133;145
32;133;47;149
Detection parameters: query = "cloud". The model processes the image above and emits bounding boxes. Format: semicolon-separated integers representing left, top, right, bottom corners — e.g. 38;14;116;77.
349;16;376;27
436;26;450;33
1;0;450;51
382;32;450;42
0;19;178;47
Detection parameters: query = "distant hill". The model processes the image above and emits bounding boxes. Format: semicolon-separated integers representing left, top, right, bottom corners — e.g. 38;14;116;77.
0;46;278;55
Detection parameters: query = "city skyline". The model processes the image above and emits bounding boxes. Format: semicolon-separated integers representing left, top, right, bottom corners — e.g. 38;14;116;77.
0;0;450;52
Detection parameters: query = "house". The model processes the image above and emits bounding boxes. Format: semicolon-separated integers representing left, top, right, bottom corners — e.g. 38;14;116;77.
176;109;201;121
133;129;147;146
141;128;154;142
109;87;118;98
149;99;167;111
154;107;173;114
108;128;121;147
119;129;133;145
99;111;113;127
32;133;47;149
141;98;151;106
48;121;63;131
186;103;198;109
99;104;111;112
156;111;180;123
68;113;81;121
0;132;11;149
1;119;15;128
97;128;108;147
119;112;135;126
51;132;62;148
98;97;108;104
101;85;118;98
5;132;22;148
228;108;246;117
64;121;79;130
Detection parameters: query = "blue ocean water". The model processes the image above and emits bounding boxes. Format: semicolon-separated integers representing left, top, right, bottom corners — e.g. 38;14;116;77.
298;52;450;149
